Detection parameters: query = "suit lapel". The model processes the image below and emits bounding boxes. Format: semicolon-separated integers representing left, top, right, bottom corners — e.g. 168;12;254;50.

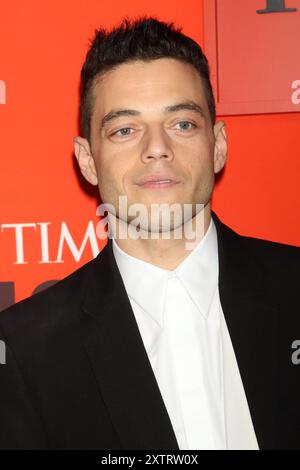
79;237;180;450
211;211;279;449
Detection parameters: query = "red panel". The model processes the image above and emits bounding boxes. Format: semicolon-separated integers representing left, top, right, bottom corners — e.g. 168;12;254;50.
203;0;300;115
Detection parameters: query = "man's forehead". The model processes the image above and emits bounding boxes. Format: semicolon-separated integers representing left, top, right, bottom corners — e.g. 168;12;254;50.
91;63;207;120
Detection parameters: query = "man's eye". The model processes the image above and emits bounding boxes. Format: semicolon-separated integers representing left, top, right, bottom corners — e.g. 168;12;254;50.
110;121;196;137
175;121;196;131
111;127;133;137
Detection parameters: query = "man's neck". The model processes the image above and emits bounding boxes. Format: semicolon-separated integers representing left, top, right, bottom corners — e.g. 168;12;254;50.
109;204;212;271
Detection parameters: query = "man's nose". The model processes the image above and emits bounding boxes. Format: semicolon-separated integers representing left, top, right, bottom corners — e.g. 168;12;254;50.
140;126;174;163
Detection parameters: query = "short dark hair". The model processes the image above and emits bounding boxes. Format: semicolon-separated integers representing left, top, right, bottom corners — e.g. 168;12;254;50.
79;15;216;143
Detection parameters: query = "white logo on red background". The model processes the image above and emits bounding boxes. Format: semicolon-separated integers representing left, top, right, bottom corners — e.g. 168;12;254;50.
0;80;6;104
291;80;300;105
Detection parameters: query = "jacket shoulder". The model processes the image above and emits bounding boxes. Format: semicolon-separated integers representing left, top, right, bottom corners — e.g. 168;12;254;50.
238;231;300;268
228;227;300;304
213;212;300;298
0;255;100;343
215;211;300;266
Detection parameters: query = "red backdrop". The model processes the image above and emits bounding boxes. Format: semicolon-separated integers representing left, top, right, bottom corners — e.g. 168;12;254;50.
0;0;299;308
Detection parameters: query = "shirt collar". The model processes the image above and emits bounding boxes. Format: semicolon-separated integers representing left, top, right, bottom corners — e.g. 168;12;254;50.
111;216;219;327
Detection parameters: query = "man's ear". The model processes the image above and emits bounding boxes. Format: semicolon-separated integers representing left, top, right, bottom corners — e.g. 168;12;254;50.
213;120;227;174
73;136;98;186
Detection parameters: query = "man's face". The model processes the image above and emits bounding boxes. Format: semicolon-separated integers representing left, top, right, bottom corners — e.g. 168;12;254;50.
75;58;227;232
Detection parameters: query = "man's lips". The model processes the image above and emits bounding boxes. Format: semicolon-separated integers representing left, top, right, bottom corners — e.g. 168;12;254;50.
137;180;180;189
135;174;181;187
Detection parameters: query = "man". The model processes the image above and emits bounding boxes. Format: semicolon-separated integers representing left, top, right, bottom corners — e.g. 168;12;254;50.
0;16;299;450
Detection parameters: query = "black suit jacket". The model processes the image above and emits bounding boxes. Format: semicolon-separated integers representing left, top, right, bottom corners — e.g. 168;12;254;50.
0;210;299;450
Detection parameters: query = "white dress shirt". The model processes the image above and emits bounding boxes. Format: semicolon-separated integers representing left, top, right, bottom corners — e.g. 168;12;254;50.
111;217;259;450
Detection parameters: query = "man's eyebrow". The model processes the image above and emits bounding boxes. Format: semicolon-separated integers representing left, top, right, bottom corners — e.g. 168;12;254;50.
100;101;205;128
